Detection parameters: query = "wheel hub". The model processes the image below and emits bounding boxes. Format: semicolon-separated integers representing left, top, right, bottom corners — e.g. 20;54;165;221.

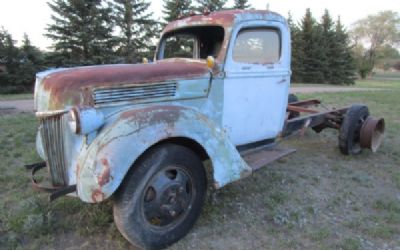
142;167;192;227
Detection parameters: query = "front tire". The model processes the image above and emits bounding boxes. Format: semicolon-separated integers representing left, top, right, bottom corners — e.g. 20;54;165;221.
113;144;207;249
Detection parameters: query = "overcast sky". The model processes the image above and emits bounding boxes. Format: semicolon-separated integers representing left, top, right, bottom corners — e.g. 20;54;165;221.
0;0;398;50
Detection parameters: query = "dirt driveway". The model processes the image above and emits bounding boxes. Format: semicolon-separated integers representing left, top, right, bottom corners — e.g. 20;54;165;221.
290;86;382;94
0;86;383;114
0;99;34;114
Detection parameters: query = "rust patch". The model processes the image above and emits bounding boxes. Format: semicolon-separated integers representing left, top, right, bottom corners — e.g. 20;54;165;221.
91;189;105;203
97;158;111;187
41;60;209;110
120;105;182;129
76;163;81;176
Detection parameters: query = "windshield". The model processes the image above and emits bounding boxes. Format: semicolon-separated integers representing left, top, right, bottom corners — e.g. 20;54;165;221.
158;26;225;60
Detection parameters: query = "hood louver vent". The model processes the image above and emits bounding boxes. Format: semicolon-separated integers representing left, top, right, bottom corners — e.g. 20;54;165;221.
93;82;177;105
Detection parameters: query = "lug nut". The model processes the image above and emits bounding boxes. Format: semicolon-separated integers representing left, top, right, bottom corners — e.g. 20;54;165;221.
169;210;176;217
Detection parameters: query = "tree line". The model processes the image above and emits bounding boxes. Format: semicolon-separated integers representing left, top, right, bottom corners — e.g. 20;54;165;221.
0;0;398;94
289;9;356;84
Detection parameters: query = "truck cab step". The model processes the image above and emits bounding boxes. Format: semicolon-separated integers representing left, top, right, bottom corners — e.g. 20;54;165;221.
240;145;296;171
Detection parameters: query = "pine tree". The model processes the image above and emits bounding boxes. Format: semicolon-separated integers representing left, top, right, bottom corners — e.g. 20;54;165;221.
17;34;44;88
233;0;250;9
299;9;326;83
320;9;335;83
288;12;305;83
113;0;157;63
196;0;226;12
0;28;21;93
163;0;193;23
20;34;43;66
333;17;356;84
46;0;116;65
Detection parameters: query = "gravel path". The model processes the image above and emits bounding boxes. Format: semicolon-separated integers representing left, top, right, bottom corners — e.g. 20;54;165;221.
0;99;34;114
290;86;383;94
0;87;384;114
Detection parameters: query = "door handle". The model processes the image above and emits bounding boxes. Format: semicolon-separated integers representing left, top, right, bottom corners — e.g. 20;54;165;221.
277;78;287;84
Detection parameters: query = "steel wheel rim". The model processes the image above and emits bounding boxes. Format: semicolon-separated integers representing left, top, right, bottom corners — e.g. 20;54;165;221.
141;165;195;228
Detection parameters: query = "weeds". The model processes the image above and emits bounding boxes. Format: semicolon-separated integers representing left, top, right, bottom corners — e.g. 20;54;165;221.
1;81;400;249
339;238;361;250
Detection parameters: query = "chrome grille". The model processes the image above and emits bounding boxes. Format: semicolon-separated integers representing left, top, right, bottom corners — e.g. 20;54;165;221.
93;82;177;105
40;114;68;186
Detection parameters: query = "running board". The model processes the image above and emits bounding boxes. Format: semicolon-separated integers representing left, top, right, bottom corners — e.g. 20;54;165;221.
241;145;296;171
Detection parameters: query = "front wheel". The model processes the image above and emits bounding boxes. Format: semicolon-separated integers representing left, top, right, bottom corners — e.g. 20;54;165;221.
113;144;207;249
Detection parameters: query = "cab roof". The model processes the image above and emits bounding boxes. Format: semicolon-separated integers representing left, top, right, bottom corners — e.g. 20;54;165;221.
163;9;287;35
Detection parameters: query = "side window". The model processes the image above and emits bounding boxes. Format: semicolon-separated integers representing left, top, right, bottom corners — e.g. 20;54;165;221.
233;28;281;64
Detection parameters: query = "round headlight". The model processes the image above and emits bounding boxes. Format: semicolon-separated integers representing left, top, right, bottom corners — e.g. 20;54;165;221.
68;108;80;133
68;107;104;135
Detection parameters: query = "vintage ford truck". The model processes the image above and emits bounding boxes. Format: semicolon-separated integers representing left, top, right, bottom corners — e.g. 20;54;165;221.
26;10;385;249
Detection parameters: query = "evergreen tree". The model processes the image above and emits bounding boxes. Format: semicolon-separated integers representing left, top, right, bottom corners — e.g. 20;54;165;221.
113;0;157;63
333;17;356;84
0;30;45;93
17;34;45;88
20;34;44;67
46;0;116;65
288;12;305;83
163;0;193;23
196;0;226;12
299;9;326;83
0;28;21;93
320;9;335;83
233;0;250;9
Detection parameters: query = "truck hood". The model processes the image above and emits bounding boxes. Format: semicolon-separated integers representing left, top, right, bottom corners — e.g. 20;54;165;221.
35;59;210;111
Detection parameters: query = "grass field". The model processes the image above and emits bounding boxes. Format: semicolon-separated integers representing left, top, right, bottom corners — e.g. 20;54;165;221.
0;93;33;101
0;80;399;249
292;79;400;90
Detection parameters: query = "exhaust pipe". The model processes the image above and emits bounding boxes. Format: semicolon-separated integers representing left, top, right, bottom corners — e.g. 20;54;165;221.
360;117;385;153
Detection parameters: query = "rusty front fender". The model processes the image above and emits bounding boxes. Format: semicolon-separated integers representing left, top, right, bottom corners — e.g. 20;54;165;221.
76;105;251;203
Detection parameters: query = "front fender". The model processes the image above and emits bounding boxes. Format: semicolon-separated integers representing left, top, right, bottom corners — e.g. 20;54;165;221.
77;105;251;203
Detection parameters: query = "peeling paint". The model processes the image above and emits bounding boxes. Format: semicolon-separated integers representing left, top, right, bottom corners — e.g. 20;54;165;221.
91;189;105;203
76;106;251;203
32;10;289;204
35;60;210;111
97;158;111;187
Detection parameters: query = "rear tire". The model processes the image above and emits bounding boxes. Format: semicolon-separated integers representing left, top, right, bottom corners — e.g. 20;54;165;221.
288;93;299;104
339;105;369;155
113;144;207;249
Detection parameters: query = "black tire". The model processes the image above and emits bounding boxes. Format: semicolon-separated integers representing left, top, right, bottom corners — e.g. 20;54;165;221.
288;93;299;104
339;105;369;155
113;144;207;249
288;94;300;119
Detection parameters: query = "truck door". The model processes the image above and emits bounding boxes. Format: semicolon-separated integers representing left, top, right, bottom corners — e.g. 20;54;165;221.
222;21;291;145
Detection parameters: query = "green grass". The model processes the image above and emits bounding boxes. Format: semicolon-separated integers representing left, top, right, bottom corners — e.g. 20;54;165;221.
373;71;400;79
339;238;361;250
309;227;330;242
0;113;127;249
292;79;400;90
355;80;400;89
1;79;400;249
393;173;400;189
0;93;33;101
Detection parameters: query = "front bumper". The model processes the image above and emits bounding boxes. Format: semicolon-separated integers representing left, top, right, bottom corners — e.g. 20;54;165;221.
25;162;76;201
